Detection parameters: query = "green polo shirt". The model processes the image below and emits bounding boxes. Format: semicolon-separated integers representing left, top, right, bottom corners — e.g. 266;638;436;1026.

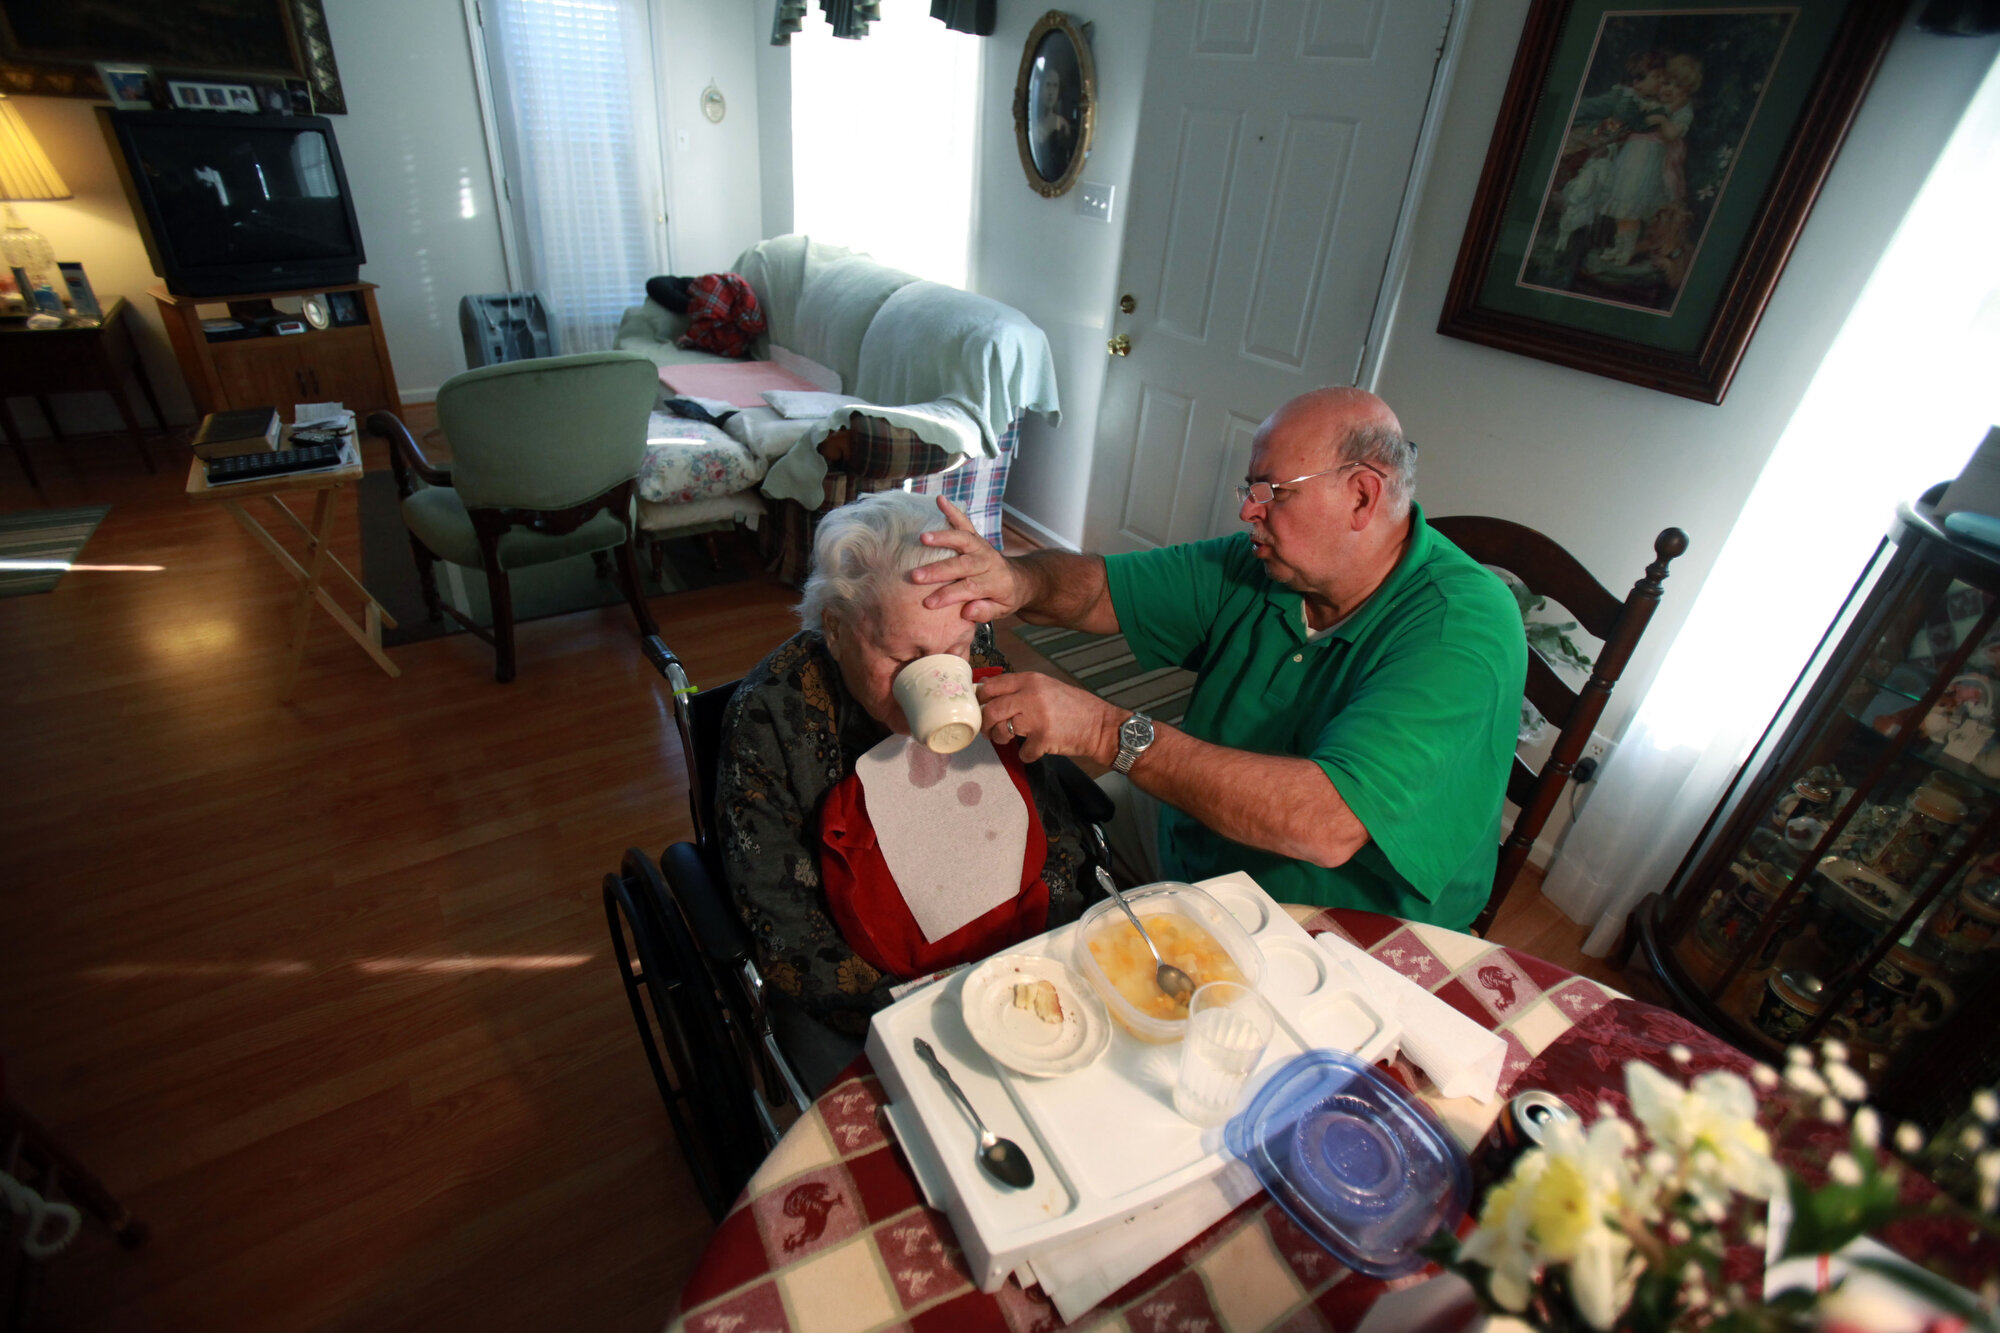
1103;505;1526;927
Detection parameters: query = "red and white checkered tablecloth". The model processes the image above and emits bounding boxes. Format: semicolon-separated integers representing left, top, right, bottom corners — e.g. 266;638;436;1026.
667;909;1737;1333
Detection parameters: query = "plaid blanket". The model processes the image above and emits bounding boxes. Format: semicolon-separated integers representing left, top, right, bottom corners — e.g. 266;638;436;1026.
762;414;1018;586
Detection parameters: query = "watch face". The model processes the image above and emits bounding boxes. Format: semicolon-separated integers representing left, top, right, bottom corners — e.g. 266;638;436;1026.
1121;714;1154;748
302;296;331;330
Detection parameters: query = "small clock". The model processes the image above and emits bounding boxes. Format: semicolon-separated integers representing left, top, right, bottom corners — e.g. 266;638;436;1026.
302;295;332;330
700;84;726;124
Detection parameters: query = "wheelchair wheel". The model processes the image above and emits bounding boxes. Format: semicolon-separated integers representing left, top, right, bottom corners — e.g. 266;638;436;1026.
603;848;767;1220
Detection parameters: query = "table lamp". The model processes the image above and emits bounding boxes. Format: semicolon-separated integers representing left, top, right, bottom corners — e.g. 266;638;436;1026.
0;93;73;313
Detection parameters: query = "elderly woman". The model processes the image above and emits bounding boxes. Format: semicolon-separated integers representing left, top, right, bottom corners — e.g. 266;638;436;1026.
715;491;1100;1036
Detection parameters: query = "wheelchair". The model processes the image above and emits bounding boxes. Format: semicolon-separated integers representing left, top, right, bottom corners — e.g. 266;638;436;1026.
603;631;1112;1221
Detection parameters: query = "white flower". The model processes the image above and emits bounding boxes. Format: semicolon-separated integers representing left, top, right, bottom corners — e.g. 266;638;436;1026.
1669;1043;1692;1064
1895;1122;1926;1155
1626;1063;1782;1203
1460;1153;1547;1313
1852;1106;1881;1150
1751;1064;1779;1090
1829;1152;1864;1186
1821;1096;1847;1124
1979;1150;2000;1213
1826;1061;1869;1103
1787;1045;1813;1067
1523;1116;1638;1263
1963;1125;1986;1153
1786;1064;1830;1097
1821;1038;1849;1065
1569;1224;1643;1331
1975;1088;2000;1124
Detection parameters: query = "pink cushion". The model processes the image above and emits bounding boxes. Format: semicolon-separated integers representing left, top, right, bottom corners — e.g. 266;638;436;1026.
657;360;825;408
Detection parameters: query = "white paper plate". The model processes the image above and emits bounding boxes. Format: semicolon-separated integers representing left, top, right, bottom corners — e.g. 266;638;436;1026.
960;953;1110;1078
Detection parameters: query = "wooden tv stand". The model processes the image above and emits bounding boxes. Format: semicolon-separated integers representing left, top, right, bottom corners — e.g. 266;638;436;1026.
151;282;404;422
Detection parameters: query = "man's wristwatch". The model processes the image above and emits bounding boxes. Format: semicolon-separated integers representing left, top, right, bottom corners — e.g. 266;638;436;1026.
1113;711;1155;774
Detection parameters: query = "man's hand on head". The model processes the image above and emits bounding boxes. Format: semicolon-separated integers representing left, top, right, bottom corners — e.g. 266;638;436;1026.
911;497;1028;623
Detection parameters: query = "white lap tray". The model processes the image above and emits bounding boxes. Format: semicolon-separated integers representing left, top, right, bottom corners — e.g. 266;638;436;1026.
864;871;1400;1294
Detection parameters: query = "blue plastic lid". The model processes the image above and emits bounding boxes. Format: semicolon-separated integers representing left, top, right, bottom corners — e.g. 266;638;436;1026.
1224;1050;1471;1277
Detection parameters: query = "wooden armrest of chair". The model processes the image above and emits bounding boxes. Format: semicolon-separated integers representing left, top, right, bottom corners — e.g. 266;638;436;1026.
366;410;452;496
817;427;853;468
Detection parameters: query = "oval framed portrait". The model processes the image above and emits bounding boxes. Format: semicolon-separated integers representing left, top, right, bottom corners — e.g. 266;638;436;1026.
1012;11;1095;199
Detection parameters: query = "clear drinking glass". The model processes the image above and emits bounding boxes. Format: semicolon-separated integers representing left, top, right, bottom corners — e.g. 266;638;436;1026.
1173;981;1275;1126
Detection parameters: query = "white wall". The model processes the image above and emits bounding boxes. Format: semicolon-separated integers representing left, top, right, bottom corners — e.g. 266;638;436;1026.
323;0;511;400
969;0;1155;549
755;6;794;240
1373;7;2000;745
654;0;767;274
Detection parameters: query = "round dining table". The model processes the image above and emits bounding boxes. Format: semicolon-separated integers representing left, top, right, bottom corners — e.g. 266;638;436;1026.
665;906;1764;1333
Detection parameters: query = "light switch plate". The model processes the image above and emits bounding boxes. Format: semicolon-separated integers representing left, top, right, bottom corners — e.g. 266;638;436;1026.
1075;181;1114;224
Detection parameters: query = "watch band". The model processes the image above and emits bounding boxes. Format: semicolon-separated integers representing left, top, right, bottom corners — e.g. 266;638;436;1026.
1113;711;1154;774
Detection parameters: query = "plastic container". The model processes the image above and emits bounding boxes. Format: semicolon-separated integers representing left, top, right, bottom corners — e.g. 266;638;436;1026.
459;291;560;368
1071;882;1265;1043
1225;1050;1471;1278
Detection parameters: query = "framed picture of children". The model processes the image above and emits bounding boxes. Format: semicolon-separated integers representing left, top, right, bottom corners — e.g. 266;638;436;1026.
1438;0;1900;404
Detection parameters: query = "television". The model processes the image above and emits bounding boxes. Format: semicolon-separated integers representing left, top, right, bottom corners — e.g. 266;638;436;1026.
98;109;368;298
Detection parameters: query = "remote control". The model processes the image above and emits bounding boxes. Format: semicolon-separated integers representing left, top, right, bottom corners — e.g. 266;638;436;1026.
204;442;344;483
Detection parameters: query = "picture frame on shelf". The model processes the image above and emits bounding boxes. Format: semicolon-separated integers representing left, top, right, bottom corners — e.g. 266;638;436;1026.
0;0;346;112
1436;0;1901;405
167;78;260;113
93;62;155;110
323;290;364;327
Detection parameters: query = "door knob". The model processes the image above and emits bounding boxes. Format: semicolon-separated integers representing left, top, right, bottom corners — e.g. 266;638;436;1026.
1106;334;1131;357
1119;294;1136;314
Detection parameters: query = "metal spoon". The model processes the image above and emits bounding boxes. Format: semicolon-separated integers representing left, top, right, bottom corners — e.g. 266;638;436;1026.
913;1039;1035;1190
1096;866;1197;1006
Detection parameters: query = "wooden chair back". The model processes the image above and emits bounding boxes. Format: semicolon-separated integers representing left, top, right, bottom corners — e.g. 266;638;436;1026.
1430;516;1688;936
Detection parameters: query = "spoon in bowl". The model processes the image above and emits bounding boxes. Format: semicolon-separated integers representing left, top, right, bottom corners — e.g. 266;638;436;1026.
1095;866;1197;1006
914;1039;1035;1189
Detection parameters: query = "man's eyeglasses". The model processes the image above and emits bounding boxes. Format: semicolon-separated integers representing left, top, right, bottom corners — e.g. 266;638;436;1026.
1235;461;1386;507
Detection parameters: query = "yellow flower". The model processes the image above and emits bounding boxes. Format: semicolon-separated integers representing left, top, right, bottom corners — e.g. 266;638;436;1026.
1529;1154;1594;1261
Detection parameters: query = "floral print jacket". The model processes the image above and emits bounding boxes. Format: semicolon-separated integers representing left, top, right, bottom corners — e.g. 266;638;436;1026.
715;631;1099;1035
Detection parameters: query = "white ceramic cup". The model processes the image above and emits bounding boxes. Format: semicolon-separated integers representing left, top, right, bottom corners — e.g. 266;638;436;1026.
892;653;982;754
1173;981;1275;1126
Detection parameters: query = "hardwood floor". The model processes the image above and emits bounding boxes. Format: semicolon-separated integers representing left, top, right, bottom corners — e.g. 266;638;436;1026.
0;420;1636;1330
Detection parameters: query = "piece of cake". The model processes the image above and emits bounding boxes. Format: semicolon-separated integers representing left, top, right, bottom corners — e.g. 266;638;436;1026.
1011;978;1063;1025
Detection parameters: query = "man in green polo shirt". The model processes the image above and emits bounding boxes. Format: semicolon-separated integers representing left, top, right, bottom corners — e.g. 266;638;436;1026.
911;387;1525;928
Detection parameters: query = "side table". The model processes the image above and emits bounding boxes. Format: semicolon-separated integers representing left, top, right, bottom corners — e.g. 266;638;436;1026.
185;426;401;699
0;297;168;491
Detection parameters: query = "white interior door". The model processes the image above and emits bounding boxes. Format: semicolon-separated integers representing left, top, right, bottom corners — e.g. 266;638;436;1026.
1086;0;1455;554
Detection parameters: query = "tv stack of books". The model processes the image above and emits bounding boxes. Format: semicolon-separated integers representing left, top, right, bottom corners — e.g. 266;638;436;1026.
194;407;347;485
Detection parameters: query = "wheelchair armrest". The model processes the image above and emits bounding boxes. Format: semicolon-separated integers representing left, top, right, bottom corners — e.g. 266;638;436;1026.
1038;753;1114;826
661;842;753;966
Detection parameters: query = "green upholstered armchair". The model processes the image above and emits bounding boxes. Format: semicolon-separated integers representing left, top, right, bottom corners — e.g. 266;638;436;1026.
365;351;662;683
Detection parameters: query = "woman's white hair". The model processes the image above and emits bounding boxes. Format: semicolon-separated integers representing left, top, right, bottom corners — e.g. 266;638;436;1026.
797;490;954;633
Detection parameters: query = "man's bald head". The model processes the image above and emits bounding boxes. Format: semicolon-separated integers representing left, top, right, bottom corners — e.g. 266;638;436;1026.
1257;388;1415;516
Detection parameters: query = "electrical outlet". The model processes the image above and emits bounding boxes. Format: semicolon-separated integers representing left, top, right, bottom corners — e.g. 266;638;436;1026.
1075;181;1114;224
1572;732;1615;784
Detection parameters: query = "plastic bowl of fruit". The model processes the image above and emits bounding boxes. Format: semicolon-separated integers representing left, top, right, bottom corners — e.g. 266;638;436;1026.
1071;881;1266;1043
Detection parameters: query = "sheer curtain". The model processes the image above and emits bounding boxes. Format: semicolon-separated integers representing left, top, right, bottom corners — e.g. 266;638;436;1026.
480;0;669;353
1545;59;2000;955
789;0;980;286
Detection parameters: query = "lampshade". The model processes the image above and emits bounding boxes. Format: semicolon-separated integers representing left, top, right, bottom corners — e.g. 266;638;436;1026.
0;95;72;202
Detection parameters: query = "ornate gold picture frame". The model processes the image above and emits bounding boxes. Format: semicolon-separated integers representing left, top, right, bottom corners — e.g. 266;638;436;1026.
1012;11;1095;199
